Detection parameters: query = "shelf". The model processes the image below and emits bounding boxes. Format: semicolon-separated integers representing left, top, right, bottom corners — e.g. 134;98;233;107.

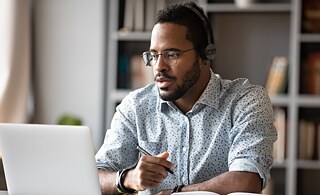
270;95;290;106
300;34;320;43
206;3;291;13
273;160;288;169
297;95;320;107
297;160;320;169
112;31;151;41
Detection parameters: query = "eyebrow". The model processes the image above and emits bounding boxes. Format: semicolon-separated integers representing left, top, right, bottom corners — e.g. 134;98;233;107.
149;48;182;53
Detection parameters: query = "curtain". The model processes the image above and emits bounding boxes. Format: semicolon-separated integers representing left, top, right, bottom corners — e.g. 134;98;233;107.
0;0;31;123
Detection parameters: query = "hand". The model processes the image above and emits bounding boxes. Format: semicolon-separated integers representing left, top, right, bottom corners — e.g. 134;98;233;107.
123;152;174;191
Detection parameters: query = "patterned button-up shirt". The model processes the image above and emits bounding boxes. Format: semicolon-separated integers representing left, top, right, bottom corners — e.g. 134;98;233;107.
95;71;277;195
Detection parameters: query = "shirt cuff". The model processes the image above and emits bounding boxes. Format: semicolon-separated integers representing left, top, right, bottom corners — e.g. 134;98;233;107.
229;158;270;189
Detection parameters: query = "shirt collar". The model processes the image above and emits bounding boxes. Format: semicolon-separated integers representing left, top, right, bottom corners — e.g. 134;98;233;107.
197;70;221;109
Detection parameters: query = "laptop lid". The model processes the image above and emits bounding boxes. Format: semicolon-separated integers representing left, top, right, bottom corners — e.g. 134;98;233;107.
0;123;101;195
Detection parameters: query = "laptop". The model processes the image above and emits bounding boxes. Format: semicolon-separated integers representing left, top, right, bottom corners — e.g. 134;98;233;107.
0;123;101;195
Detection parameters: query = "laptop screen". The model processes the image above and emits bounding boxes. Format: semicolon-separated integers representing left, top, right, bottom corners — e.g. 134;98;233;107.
0;123;101;195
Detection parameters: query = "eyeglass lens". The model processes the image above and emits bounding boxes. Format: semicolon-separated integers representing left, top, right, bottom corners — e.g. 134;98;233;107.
143;51;178;66
142;48;194;67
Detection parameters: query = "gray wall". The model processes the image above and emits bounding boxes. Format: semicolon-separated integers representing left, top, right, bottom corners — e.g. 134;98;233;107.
33;0;106;150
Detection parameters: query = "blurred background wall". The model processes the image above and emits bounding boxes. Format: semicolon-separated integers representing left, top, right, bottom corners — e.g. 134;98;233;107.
33;0;106;150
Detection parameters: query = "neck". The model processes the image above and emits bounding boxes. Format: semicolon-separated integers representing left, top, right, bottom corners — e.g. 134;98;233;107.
174;69;211;114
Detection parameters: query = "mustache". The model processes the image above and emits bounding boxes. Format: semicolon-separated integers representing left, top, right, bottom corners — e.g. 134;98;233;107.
154;71;176;80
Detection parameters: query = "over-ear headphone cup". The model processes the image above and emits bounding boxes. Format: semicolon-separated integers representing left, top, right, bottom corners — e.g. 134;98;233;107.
204;43;216;60
184;4;216;61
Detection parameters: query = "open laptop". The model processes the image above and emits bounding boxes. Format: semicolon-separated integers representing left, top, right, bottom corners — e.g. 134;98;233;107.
0;123;101;195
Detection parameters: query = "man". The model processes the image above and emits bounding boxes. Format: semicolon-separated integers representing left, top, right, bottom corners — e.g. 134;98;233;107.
96;2;277;195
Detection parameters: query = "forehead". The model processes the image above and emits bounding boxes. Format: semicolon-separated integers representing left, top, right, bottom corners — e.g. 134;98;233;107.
150;23;192;51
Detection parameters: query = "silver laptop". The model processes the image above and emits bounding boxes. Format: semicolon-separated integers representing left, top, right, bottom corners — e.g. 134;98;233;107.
0;123;101;195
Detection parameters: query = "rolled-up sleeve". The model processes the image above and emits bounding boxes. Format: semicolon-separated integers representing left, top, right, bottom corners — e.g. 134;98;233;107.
228;85;277;188
95;95;139;171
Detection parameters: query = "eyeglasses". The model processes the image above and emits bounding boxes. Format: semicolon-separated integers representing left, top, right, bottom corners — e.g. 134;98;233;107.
142;48;194;67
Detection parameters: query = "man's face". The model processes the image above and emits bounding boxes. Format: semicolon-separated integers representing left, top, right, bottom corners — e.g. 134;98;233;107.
150;23;201;101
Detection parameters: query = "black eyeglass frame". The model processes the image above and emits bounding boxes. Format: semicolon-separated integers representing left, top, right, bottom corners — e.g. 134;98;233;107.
142;48;194;67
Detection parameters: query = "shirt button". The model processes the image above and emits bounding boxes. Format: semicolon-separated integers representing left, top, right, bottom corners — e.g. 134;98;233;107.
182;147;187;152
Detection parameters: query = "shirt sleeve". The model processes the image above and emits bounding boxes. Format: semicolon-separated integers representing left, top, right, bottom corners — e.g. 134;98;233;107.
228;84;277;188
95;94;139;171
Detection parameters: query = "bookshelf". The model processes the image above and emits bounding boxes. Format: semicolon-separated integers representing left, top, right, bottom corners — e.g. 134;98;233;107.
104;0;320;194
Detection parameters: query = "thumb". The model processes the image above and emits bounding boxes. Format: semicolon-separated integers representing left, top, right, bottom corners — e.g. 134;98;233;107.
156;151;169;159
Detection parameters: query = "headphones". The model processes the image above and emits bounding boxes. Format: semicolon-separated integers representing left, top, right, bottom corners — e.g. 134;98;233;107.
184;5;216;60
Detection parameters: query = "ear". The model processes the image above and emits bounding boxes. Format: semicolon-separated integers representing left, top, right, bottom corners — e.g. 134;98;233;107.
201;58;209;66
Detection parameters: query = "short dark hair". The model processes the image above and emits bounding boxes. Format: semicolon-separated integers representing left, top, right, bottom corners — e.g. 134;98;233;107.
155;1;214;60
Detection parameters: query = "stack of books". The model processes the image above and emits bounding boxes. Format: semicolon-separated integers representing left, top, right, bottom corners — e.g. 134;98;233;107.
300;52;320;95
298;119;320;160
302;0;320;33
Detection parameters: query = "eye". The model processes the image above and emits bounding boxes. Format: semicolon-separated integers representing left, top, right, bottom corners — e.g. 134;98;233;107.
150;52;158;60
166;51;178;60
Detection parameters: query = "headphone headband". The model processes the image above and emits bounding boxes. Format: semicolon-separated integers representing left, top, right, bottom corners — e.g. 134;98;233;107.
184;5;216;60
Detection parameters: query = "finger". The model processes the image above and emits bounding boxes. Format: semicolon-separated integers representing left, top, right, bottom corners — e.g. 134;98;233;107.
138;156;169;178
156;151;169;159
133;166;165;190
139;178;161;189
153;153;175;170
140;170;166;183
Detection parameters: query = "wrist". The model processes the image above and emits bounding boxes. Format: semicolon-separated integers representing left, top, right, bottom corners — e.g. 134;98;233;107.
122;169;134;191
116;169;137;194
173;185;185;193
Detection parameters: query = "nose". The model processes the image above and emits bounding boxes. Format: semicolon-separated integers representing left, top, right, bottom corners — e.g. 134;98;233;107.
154;54;169;73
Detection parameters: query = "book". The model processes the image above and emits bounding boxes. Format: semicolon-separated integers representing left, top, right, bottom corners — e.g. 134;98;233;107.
134;0;144;31
273;107;286;162
265;57;288;96
145;0;156;31
298;119;316;160
122;0;135;31
129;55;154;89
300;52;320;95
302;0;320;33
302;20;320;33
118;55;129;89
299;120;307;159
305;121;316;159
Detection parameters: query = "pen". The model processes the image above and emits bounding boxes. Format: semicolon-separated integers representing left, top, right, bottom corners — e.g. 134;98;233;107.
136;145;175;175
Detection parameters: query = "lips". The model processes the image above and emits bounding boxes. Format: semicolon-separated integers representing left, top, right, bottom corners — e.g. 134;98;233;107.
156;77;173;89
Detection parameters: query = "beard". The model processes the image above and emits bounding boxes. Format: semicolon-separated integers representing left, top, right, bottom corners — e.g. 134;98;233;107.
158;60;200;101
